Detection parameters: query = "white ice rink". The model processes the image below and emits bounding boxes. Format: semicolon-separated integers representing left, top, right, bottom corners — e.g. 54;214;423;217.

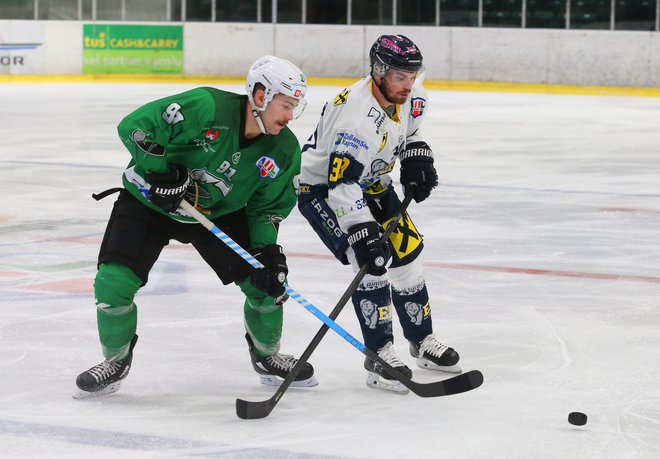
1;81;659;458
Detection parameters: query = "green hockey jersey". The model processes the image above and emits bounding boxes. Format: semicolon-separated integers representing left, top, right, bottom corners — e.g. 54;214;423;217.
117;87;301;249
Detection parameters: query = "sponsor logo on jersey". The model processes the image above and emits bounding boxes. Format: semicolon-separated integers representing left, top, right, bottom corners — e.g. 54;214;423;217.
335;132;369;151
368;107;386;133
232;151;241;164
312;200;343;237
334;89;350;106
205;129;219;141
256;156;280;178
193;138;216;153
385;212;422;259
410;97;426;118
378;132;388;153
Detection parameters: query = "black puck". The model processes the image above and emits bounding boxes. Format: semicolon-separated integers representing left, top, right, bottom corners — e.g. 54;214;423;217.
568;412;587;426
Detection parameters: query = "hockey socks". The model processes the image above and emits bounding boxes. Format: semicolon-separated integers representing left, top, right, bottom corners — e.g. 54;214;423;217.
351;277;393;351
391;282;432;343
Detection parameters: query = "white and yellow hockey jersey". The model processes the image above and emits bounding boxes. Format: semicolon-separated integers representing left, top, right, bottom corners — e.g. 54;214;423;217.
299;76;429;232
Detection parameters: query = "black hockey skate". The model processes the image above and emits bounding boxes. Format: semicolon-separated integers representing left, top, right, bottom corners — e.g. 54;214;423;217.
410;334;462;374
364;342;412;394
245;334;318;387
74;334;138;398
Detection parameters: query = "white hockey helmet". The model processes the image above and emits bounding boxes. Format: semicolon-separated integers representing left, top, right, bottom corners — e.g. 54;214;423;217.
246;55;308;119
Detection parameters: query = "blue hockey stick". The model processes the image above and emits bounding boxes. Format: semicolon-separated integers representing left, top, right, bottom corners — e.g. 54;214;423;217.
179;200;366;349
178;198;483;419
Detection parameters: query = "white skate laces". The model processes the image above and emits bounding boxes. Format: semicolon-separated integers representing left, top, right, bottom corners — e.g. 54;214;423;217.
265;353;297;372
87;359;122;383
364;342;411;394
412;334;462;374
377;342;407;368
418;334;449;358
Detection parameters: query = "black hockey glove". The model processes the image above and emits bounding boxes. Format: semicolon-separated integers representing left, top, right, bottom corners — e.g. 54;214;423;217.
347;222;391;276
399;141;438;203
146;163;191;213
250;244;289;302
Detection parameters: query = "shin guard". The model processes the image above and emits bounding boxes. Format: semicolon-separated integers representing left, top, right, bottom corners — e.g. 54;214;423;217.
94;263;141;359
351;276;393;351
391;280;433;344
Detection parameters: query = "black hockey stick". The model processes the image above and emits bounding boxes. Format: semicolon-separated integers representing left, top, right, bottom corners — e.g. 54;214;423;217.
232;189;483;419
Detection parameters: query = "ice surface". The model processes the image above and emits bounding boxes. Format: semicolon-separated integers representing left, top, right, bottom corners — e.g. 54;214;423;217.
1;82;659;458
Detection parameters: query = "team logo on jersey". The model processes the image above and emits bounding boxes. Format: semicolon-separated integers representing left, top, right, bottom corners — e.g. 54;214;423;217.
256;156;280;178
334;89;350;106
370;158;394;176
232;152;241;164
410;97;426;118
205;129;219;141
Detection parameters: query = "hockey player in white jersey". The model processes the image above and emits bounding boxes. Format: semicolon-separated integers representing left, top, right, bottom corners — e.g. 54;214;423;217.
298;34;461;393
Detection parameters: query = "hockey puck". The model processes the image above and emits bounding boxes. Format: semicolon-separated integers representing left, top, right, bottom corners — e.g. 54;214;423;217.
568;412;587;426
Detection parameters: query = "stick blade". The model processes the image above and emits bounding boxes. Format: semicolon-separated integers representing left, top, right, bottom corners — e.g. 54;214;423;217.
411;370;484;397
236;397;276;420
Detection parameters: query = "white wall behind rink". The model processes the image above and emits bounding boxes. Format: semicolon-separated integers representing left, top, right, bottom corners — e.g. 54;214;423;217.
4;20;660;87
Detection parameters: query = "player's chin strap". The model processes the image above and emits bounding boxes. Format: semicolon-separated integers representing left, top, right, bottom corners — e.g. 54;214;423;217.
252;110;268;135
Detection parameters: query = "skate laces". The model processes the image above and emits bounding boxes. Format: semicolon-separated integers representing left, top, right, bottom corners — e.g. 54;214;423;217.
88;360;122;382
265;353;298;371
419;334;449;358
377;342;406;368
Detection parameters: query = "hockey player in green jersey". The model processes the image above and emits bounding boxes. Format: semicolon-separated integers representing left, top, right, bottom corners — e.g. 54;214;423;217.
75;56;317;398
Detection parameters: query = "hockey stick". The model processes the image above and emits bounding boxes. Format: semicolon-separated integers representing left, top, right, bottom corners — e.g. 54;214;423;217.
179;194;483;419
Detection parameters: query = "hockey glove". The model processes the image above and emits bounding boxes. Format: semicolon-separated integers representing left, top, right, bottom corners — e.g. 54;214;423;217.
399;141;438;203
250;244;289;303
347;222;391;276
146;163;191;213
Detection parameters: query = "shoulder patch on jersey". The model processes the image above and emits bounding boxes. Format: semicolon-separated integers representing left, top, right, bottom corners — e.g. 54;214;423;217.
334;89;350;106
410;97;426;118
256;156;281;178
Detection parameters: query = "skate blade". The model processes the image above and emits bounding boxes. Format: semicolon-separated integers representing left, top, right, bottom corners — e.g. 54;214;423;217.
365;372;409;394
258;374;319;388
415;358;462;374
72;382;122;399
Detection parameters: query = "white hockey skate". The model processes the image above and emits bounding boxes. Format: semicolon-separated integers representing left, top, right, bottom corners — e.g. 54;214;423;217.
364;342;412;394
